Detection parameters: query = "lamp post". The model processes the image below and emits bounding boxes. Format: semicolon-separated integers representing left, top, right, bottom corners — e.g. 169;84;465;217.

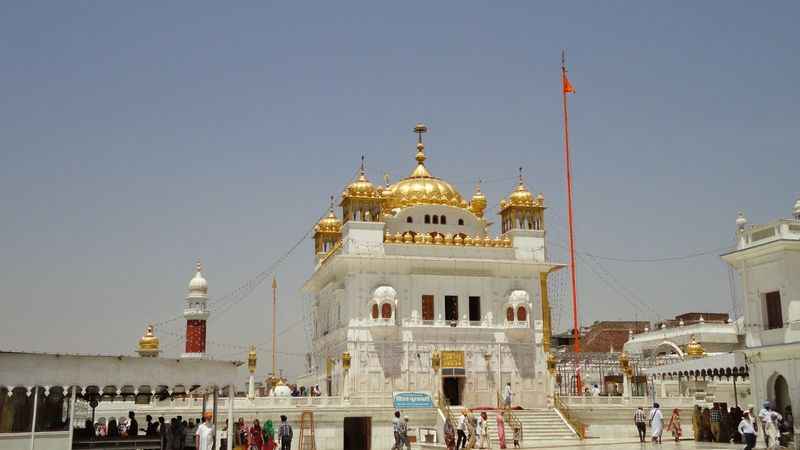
619;352;632;401
342;352;351;402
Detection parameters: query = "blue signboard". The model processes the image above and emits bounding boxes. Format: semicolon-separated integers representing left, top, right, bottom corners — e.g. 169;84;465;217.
393;391;434;409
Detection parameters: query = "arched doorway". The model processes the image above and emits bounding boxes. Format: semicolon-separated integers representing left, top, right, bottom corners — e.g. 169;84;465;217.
773;374;790;414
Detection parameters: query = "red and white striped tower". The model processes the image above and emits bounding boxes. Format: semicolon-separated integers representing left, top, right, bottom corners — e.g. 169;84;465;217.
182;261;209;358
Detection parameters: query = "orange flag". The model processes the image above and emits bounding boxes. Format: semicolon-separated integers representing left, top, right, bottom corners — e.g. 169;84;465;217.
563;73;575;94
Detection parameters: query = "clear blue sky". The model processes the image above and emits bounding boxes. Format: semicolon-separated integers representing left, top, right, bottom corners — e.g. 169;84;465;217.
1;2;798;378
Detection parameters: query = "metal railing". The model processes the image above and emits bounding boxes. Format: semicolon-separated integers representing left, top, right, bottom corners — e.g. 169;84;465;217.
497;391;523;443
553;394;585;439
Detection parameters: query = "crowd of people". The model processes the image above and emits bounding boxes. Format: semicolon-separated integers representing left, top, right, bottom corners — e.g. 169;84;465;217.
632;401;793;449
232;415;294;450
282;384;322;397
439;408;521;450
74;411;217;450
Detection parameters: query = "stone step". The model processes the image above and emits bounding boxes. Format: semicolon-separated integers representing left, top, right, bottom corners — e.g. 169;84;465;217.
480;409;579;442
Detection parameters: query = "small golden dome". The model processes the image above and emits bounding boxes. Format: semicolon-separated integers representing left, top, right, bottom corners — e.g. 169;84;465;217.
315;197;342;233
343;158;378;199
464;235;474;246
434;234;444;245
444;234;453;245
470;182;488;218
686;335;705;358
138;325;160;357
500;168;542;212
384;231;394;243
403;232;413;243
394;231;404;242
502;235;512;247
453;235;463;246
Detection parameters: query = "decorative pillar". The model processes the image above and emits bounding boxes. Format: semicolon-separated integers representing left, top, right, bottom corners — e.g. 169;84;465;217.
539;272;552;353
660;376;667;398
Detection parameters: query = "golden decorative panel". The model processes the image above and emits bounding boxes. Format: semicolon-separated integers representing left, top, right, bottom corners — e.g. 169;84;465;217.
440;351;465;368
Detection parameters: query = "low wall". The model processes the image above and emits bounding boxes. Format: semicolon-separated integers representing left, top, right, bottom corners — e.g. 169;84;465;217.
94;399;440;450
0;432;70;450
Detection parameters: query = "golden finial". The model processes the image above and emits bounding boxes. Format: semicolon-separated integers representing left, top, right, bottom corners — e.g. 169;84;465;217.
383;173;390;187
328;195;335;212
272;276;277;290
414;123;428;165
195;260;202;273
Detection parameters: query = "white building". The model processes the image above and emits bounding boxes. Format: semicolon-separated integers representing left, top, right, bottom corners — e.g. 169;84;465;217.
722;198;800;445
303;124;563;407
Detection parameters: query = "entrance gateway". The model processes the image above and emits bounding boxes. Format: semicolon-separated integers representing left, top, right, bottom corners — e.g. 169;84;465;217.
440;351;466;406
343;417;371;450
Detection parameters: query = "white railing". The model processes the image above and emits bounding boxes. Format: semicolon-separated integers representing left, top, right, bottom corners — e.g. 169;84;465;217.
560;395;696;408
100;394;395;414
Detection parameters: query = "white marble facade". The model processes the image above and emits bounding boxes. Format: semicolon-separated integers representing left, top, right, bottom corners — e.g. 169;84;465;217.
303;131;561;408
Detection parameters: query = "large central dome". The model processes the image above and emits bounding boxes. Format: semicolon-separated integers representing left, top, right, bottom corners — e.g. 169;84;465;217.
383;138;467;211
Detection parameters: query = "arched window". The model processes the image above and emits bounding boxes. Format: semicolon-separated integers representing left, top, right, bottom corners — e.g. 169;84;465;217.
406;216;413;223
440;216;447;225
458;218;464;226
432;215;439;224
506;307;514;322
371;304;379;319
516;306;527;322
424;214;431;224
381;303;392;319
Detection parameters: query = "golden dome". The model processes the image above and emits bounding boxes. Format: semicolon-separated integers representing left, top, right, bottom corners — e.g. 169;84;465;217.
343;158;379;199
686;335;705;358
382;126;467;211
503;169;537;208
138;325;160;356
315;197;342;233
470;182;487;217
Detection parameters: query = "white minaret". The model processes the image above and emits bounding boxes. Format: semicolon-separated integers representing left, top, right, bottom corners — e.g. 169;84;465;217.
182;261;209;358
793;196;800;220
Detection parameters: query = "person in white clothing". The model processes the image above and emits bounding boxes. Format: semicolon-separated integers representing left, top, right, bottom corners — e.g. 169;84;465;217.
649;403;663;444
477;411;491;449
503;383;513;408
766;411;782;449
738;411;757;450
195;413;214;450
456;410;468;450
758;401;774;448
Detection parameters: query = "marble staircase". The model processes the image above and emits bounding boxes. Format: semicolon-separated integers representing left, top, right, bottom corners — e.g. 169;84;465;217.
449;407;579;445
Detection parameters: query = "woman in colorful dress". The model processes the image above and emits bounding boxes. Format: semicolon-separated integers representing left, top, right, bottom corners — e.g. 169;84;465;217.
666;408;682;442
248;420;263;450
262;420;276;450
495;411;506;449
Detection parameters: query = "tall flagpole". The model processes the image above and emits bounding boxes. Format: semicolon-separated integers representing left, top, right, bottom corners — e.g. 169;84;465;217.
272;276;277;379
561;50;582;385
